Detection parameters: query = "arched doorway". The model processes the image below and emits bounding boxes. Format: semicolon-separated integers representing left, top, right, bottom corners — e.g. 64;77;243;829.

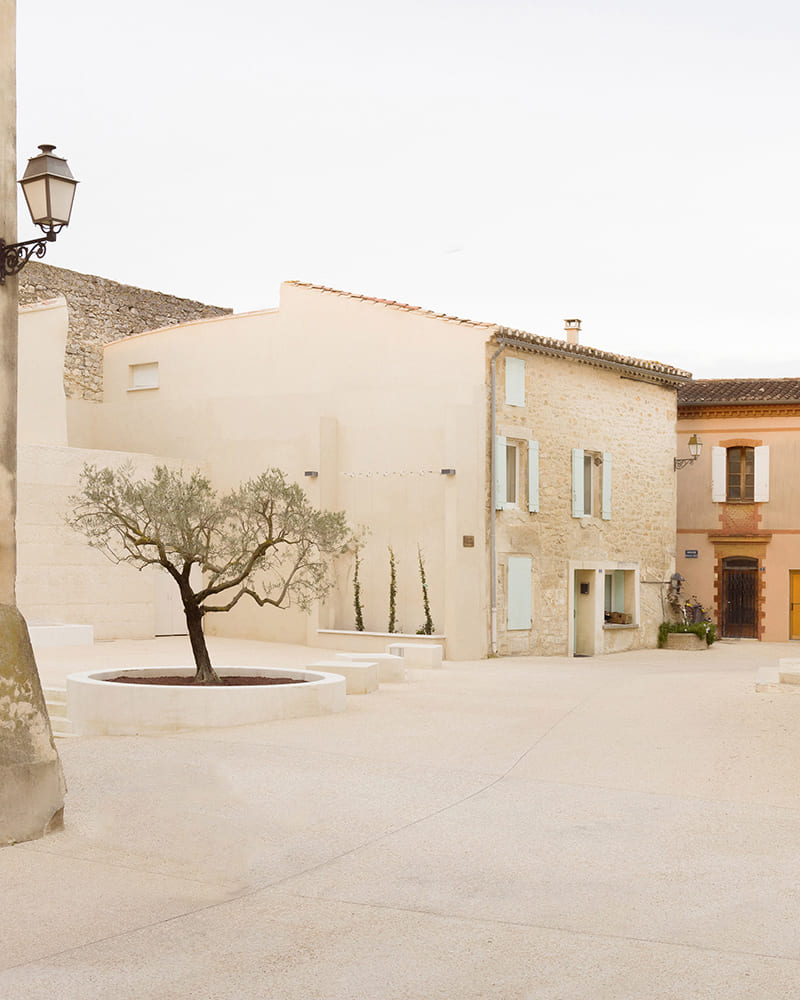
721;556;759;638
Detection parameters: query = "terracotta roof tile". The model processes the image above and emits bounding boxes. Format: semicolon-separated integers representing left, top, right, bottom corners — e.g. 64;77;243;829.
678;378;800;406
495;327;692;382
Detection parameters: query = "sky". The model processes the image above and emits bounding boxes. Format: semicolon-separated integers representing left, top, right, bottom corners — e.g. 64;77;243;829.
14;0;800;378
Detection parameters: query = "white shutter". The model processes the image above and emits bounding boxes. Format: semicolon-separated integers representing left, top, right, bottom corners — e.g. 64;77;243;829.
507;556;532;630
711;446;726;502
528;440;539;513
495;436;507;510
505;357;525;406
601;452;612;520
754;445;770;502
571;448;584;517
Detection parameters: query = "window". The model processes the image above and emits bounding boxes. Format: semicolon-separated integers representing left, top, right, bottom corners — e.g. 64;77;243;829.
505;442;518;505
727;447;754;500
604;569;635;623
129;362;159;390
572;449;612;519
505;357;525;406
711;445;769;503
495;436;540;512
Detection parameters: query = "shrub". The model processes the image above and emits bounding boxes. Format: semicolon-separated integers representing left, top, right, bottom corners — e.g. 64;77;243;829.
658;620;716;647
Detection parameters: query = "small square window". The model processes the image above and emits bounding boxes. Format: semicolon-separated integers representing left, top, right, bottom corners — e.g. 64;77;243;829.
129;362;159;390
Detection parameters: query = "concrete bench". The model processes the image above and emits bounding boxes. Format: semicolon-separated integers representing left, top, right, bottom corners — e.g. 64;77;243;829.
778;658;800;685
29;623;94;648
335;652;406;683
386;643;443;668
309;660;379;695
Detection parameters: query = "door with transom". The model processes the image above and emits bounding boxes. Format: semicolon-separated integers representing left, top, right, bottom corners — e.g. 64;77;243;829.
721;557;758;638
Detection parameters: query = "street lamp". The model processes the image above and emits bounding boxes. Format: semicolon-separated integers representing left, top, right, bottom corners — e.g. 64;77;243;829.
0;144;78;284
674;433;703;470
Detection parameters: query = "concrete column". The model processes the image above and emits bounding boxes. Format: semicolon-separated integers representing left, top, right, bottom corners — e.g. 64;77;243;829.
0;0;18;601
0;0;66;846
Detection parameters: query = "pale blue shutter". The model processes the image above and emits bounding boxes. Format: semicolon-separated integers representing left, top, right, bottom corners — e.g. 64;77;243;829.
601;452;612;520
505;357;525;406
571;449;584;517
754;445;770;502
507;556;532;630
528;440;539;513
711;447;726;502
614;570;625;612
495;436;507;509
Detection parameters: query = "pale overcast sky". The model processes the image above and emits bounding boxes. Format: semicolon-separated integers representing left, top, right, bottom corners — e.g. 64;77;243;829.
15;0;800;378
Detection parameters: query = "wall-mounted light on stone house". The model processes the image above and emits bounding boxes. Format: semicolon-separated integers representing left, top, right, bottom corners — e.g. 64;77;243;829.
674;434;703;471
1;145;78;284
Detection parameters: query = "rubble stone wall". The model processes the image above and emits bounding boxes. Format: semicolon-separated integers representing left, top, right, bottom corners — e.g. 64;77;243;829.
18;263;231;400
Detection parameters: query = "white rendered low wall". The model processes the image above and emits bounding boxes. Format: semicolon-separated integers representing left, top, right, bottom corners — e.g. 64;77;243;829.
67;667;346;736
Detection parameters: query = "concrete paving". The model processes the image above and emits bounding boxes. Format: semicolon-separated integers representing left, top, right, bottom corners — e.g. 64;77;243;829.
3;636;800;998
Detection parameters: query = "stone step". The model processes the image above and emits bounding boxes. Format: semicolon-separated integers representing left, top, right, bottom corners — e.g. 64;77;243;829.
48;714;75;737
43;686;67;709
43;687;74;737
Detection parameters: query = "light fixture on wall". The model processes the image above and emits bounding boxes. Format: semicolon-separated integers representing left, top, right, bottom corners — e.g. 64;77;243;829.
304;470;319;478
440;468;456;476
674;434;702;470
1;145;78;284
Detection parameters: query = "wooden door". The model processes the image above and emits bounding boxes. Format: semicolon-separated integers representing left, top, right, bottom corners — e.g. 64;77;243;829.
721;557;758;638
790;571;800;640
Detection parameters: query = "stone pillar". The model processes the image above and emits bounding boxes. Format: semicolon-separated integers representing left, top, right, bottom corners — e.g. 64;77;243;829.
0;0;66;846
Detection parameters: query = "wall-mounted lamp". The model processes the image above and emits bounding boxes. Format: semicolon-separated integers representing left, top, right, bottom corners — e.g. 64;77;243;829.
440;468;456;476
674;434;702;471
304;470;319;478
1;145;78;284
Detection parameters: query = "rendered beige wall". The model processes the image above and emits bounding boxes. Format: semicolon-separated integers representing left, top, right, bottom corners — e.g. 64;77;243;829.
97;284;491;658
494;347;679;655
677;415;800;641
18;297;68;447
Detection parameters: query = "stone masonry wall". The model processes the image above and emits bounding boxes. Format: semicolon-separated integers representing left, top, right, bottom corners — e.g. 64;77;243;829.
492;347;679;655
18;263;231;400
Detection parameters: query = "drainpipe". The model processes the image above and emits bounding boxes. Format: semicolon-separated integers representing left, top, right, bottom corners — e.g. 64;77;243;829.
489;340;507;655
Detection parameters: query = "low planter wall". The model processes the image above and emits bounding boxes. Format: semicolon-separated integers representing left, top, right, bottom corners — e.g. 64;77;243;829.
66;666;346;736
664;632;708;651
316;629;446;658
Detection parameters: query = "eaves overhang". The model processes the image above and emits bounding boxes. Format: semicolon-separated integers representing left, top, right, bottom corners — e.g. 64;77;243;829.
492;328;693;388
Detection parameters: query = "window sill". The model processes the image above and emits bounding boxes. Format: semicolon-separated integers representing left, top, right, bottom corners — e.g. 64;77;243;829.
127;385;159;392
603;623;638;630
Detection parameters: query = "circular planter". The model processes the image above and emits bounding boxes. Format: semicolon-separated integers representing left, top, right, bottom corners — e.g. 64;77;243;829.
66;666;346;736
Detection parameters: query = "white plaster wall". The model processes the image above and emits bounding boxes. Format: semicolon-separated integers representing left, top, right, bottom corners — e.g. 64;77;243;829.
16;445;166;639
18;297;69;448
96;284;491;657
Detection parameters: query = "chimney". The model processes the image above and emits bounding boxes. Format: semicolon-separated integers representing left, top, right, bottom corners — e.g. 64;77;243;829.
564;318;581;345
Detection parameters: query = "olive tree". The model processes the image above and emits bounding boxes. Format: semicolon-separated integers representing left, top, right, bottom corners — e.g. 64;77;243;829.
68;464;352;684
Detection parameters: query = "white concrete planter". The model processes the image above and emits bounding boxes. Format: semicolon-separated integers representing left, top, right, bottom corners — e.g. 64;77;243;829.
316;629;446;658
66;666;346;736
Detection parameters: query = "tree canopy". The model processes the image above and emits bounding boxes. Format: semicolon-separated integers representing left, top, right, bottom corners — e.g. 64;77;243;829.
68;464;352;683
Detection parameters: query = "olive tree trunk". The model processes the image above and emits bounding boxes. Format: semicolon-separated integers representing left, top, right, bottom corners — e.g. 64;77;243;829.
184;603;221;685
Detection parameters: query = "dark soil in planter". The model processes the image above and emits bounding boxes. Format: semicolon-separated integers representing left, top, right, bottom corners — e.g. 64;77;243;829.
107;675;308;686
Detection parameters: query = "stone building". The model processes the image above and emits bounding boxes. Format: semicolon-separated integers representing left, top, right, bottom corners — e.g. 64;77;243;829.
491;327;689;656
38;280;691;659
676;378;800;641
